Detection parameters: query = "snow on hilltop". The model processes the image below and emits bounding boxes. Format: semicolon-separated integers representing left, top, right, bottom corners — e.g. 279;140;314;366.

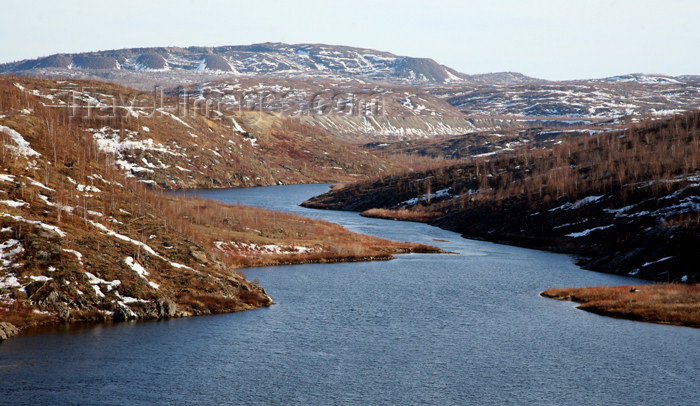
597;74;683;84
0;43;541;85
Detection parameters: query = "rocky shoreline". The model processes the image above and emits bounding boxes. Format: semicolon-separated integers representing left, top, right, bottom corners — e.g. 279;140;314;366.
0;244;446;343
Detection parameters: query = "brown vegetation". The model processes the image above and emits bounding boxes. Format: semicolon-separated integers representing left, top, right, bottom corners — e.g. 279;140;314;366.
361;208;443;222
0;76;440;339
158;195;441;268
3;75;406;190
542;284;700;328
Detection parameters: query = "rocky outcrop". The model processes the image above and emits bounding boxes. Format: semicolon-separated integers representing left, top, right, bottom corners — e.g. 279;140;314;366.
135;53;168;70
0;322;18;342
199;55;233;72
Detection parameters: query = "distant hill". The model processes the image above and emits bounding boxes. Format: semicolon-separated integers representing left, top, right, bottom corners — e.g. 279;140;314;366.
3;46;699;143
593;73;684;84
0;43;542;85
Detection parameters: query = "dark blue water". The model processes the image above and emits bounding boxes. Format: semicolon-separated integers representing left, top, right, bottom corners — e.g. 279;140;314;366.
1;184;698;405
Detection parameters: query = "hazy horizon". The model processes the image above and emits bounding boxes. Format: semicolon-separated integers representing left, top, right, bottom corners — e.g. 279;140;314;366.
1;0;698;81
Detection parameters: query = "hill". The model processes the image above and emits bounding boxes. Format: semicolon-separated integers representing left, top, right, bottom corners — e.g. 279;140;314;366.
0;43;540;85
430;80;700;120
303;111;700;283
192;76;479;142
0;77;440;341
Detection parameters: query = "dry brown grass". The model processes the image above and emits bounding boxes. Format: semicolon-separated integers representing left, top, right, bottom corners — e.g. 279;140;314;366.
0;76;439;273
1;75;408;190
173;196;443;267
361;208;443;223
174;291;266;314
542;284;700;328
0;302;55;330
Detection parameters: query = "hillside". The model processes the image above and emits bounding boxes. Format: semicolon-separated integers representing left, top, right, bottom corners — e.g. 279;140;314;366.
429;80;700;120
193;75;700;142
0;77;440;341
363;121;632;160
194;77;479;142
304;111;700;283
8;76;404;188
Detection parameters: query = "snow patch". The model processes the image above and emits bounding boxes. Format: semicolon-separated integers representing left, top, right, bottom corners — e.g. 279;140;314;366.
550;195;605;212
84;272;121;297
0;274;20;289
565;224;613;238
399;188;452;207
642;256;673;267
0;200;28;208
28;178;55;191
1;213;66;237
158;110;193;129
124;256;159;289
214;241;319;256
0;125;41;157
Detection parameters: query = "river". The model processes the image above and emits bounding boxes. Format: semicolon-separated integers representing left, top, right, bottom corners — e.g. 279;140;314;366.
1;184;698;405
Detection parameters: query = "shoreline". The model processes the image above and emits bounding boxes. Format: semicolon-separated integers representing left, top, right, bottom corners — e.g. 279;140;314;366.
0;300;270;344
305;203;604;270
306;204;700;328
541;285;700;329
307;202;695;283
0;245;443;343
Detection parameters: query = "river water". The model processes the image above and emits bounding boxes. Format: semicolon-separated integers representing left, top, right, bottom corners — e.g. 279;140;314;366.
1;184;698;405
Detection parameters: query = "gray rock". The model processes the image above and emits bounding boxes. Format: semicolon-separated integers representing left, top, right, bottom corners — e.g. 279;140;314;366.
53;303;72;321
113;306;130;322
36;250;52;263
39;290;60;306
157;299;177;318
190;249;208;264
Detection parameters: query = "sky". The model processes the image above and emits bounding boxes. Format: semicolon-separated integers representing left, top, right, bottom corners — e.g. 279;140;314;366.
1;0;698;80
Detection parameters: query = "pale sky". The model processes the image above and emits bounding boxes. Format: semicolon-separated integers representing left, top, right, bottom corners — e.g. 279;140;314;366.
1;0;697;80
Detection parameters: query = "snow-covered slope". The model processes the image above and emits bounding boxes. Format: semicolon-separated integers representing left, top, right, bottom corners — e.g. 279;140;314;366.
435;80;700;119
595;73;683;84
8;77;403;188
0;43;538;85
